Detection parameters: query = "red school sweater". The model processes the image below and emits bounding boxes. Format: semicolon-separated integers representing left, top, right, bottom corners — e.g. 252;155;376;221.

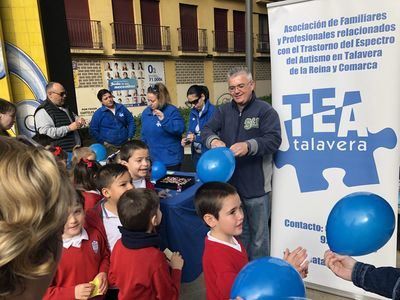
109;240;181;300
203;237;249;300
43;226;110;300
82;190;103;212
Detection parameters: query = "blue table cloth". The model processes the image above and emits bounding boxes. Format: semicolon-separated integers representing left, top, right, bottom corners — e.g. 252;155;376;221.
158;172;208;282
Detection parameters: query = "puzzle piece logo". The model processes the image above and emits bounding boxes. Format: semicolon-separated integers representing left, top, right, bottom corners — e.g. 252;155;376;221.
275;88;397;193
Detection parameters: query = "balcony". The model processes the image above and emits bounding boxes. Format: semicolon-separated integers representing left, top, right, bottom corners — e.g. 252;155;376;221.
177;28;207;54
212;30;245;55
111;23;171;53
67;19;103;52
256;34;270;54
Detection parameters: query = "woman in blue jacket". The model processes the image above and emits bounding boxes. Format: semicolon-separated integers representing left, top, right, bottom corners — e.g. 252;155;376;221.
181;85;215;167
90;89;135;154
141;83;185;171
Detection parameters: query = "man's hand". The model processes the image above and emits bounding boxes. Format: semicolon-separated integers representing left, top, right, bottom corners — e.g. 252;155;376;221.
68;121;80;131
74;283;94;300
77;117;86;126
210;139;226;148
230;142;249;157
324;250;356;281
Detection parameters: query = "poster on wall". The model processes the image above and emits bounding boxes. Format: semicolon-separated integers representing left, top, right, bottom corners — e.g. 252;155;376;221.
268;0;400;298
103;61;164;108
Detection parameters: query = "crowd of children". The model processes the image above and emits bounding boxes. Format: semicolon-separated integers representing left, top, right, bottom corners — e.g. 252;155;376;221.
0;99;311;299
0;130;313;300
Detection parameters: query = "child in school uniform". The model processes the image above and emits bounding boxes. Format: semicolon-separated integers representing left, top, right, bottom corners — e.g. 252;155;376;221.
119;140;154;189
194;182;309;300
44;190;109;299
85;164;133;252
0;98;16;136
109;188;184;300
70;145;96;170
73;158;102;211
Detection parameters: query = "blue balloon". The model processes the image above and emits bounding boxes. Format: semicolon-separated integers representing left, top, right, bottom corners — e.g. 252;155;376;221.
151;161;167;181
196;147;235;183
231;257;306;300
90;143;107;162
326;192;395;256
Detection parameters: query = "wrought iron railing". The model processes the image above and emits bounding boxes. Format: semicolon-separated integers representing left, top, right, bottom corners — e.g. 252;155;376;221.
177;28;207;52
212;30;245;53
111;22;171;51
66;19;103;49
256;34;270;53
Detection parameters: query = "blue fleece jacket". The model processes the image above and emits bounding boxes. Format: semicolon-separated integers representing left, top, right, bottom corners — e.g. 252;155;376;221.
187;100;216;154
89;102;136;146
141;104;185;167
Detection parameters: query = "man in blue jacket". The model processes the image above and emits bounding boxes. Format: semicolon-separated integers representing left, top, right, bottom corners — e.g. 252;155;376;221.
201;66;281;260
90;89;135;154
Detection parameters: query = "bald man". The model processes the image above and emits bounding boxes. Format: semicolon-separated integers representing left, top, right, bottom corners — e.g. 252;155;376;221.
34;82;86;152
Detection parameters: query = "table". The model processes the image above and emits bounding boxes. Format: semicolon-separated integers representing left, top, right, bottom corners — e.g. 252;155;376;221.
158;172;208;282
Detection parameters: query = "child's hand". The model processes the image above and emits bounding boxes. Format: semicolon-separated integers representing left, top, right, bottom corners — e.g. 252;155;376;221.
283;246;309;278
169;251;184;270
74;283;94;300
95;272;108;295
324;250;356;281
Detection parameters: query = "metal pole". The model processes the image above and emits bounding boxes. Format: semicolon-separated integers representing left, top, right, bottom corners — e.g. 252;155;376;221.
245;0;253;74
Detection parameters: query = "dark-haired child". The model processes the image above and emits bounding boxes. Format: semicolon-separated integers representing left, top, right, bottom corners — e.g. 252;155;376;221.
44;190;109;299
0;98;16;136
85;164;133;252
120;140;154;189
109;188;184;300
195;182;309;300
73;158;102;211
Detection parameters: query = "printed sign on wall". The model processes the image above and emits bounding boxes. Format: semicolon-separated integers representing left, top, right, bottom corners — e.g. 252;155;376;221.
103;61;164;108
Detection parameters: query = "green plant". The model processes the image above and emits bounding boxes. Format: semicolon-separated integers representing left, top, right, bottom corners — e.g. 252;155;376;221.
260;95;272;104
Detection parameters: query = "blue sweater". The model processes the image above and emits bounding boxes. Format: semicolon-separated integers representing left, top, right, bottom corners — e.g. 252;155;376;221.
141;104;185;167
201;93;281;198
89;102;135;146
187;100;215;154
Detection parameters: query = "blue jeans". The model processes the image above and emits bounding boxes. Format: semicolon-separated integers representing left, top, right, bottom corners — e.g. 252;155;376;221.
240;193;271;260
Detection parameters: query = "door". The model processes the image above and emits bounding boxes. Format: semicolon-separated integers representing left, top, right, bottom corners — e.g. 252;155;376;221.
214;8;228;52
258;14;269;52
179;4;198;51
140;0;161;50
112;0;136;49
233;10;245;52
64;0;92;48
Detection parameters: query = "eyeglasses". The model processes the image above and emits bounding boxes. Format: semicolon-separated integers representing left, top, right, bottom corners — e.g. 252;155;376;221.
228;81;253;93
52;91;67;97
185;97;201;108
147;85;159;94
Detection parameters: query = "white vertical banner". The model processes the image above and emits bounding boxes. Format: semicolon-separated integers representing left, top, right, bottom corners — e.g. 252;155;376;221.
268;0;400;298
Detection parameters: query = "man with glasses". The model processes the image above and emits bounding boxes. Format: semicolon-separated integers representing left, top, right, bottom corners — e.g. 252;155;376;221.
202;66;281;260
34;82;86;152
